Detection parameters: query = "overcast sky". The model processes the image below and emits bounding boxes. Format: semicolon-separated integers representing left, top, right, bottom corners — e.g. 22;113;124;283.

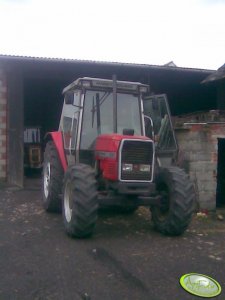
0;0;224;70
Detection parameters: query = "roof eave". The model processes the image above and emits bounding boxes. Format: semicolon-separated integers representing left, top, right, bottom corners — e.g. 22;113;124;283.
0;54;215;74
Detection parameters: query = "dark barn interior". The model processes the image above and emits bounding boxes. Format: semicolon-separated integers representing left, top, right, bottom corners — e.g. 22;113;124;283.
24;78;65;134
22;58;216;134
216;138;225;207
23;60;216;131
0;55;216;186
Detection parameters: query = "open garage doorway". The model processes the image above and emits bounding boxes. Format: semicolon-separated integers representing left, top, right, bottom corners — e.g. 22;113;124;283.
216;138;225;207
23;77;67;181
3;55;215;188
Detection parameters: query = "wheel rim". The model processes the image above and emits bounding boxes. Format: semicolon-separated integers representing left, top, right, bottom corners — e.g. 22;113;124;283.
64;181;73;223
44;162;51;198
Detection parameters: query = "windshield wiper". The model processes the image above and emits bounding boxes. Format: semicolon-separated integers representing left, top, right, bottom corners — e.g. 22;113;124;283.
96;93;101;135
91;92;110;132
91;92;110;111
91;96;95;128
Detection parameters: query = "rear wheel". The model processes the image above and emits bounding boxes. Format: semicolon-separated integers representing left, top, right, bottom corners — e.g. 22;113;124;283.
62;164;98;238
151;167;195;235
42;141;64;212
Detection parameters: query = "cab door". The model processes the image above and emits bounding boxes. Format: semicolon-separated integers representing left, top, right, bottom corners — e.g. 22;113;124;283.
143;94;178;165
59;90;81;165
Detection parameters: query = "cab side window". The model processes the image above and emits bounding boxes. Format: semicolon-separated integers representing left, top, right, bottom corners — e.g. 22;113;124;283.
71;118;78;149
63;116;73;149
60;91;80;151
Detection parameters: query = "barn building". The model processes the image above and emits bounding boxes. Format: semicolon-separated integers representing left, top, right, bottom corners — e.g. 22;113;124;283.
1;54;222;209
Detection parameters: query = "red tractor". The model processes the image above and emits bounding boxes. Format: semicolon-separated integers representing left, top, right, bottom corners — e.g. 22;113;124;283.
42;76;195;238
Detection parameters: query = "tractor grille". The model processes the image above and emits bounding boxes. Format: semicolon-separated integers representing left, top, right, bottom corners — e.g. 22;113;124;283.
120;140;154;181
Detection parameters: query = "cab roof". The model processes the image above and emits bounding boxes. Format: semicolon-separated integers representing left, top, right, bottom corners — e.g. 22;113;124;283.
63;77;149;94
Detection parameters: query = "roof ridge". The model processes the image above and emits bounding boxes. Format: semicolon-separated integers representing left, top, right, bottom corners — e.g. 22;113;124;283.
0;54;215;73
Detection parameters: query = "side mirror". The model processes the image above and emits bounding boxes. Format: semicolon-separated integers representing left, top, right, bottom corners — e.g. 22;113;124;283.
144;115;154;140
65;91;74;105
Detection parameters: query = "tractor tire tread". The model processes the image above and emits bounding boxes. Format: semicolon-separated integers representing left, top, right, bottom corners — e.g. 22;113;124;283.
152;166;195;236
63;164;98;238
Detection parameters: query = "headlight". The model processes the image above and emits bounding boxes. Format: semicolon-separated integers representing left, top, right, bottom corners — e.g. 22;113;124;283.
139;164;151;172
122;163;133;171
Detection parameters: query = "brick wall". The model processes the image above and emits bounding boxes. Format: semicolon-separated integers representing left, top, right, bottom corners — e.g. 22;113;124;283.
175;123;225;210
0;68;7;181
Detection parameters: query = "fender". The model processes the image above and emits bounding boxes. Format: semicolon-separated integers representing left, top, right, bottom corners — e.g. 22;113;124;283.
45;131;68;172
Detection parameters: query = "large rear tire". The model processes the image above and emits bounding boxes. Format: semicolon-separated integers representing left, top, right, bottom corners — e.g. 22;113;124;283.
62;164;98;238
42;141;64;212
151;167;195;235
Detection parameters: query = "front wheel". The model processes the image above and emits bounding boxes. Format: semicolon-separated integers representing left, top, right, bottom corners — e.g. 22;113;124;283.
62;164;98;238
151;167;195;235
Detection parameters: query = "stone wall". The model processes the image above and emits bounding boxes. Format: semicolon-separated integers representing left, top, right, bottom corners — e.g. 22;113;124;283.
175;123;225;210
0;68;7;181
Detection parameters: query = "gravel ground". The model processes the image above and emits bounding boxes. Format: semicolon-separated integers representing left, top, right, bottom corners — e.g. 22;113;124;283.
0;178;225;300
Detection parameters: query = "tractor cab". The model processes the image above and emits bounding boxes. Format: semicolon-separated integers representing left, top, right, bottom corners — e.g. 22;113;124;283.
59;77;150;166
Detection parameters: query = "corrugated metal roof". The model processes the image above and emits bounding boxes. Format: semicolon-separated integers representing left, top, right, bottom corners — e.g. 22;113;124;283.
0;54;215;74
202;63;225;83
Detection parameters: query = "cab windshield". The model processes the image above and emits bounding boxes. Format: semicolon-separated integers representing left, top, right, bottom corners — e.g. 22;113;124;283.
80;90;142;149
